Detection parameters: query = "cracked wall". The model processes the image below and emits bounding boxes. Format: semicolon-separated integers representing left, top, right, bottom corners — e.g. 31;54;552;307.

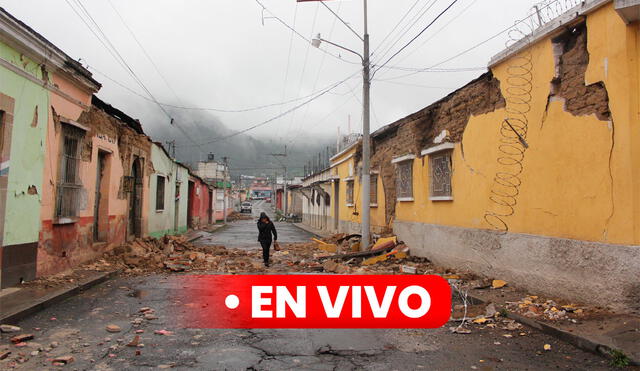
368;72;506;225
549;23;611;121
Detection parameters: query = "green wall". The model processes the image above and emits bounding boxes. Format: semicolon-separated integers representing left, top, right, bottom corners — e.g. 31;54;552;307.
148;143;188;237
0;41;48;246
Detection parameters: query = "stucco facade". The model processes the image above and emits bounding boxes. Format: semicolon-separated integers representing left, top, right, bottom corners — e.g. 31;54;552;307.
300;1;640;311
0;40;49;288
148;143;189;238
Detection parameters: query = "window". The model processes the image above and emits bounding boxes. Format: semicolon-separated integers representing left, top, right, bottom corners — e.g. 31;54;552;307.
346;180;354;205
156;175;166;211
56;123;85;219
370;174;378;206
395;161;413;200
422;143;455;201
429;151;453;200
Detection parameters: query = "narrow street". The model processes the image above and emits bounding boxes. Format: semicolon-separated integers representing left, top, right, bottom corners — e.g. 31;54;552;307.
195;201;314;249
1;213;616;370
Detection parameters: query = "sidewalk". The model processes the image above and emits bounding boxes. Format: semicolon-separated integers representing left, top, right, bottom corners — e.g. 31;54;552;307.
293;223;331;238
0;269;118;325
454;283;640;365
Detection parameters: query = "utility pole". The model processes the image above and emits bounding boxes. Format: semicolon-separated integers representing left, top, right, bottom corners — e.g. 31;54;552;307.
223;156;229;224
308;0;371;250
361;0;371;250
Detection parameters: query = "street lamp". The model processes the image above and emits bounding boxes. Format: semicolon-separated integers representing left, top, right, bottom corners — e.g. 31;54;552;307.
306;1;371;251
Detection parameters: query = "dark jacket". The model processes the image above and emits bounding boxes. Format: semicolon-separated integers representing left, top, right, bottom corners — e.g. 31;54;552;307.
257;220;277;242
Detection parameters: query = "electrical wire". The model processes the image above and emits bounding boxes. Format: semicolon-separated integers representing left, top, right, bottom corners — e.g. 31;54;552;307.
371;0;423;57
375;0;479;78
373;0;461;77
254;0;360;65
88;65;359;113
371;0;439;64
175;70;362;147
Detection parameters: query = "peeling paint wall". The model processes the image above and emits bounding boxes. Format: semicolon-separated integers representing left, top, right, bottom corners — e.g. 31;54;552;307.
0;40;49;288
38;81;151;277
324;3;640;310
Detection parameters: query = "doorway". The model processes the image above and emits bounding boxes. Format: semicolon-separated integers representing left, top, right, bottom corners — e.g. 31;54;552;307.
208;189;213;224
174;182;181;233
129;157;143;238
187;181;195;228
93;151;109;242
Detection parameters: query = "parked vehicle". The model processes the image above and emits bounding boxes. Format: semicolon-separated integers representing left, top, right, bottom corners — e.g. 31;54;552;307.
266;198;271;203
240;202;252;213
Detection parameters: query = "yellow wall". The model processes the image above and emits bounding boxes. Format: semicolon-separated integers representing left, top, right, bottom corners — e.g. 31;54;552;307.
334;4;640;245
331;146;387;231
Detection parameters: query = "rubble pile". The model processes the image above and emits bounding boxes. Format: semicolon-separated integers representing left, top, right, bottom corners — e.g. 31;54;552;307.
504;296;587;322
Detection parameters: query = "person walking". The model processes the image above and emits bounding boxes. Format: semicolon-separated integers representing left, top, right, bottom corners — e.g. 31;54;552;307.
257;212;278;267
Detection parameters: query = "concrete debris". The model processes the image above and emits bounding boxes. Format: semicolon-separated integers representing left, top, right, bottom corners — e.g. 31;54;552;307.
0;325;21;333
126;335;141;347
505;296;586;321
10;334;33;344
491;279;508;289
105;324;121;333
51;355;74;365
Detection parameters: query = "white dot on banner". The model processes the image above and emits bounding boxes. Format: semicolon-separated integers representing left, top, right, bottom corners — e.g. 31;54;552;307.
225;294;239;309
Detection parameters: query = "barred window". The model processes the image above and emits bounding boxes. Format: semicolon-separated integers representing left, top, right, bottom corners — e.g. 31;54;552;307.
156;175;166;211
429;150;453;199
56;123;85;219
395;161;413;200
346;180;354;205
370;174;378;205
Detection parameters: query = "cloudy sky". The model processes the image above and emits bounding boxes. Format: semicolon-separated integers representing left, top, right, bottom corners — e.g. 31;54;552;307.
3;0;547;147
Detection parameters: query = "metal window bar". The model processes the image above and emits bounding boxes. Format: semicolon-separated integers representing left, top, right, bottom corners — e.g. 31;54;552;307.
396;161;413;199
430;151;452;198
56;125;85;218
346;180;354;204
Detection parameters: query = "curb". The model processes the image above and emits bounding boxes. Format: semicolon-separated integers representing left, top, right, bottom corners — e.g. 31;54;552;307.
292;223;328;239
1;270;120;324
452;287;640;365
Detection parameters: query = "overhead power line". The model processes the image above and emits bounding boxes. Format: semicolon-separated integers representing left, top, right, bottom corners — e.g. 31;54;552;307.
89;65;358;113
175;70;362;148
373;0;461;76
254;0;359;65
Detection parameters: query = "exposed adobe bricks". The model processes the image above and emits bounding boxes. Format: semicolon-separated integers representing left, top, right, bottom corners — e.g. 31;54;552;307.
363;72;506;225
550;23;611;121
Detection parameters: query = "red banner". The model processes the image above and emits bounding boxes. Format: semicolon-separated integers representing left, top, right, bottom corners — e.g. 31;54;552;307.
174;275;451;328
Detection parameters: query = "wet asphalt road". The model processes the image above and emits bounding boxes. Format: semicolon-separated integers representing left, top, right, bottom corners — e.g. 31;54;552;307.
197;200;315;249
0;200;619;370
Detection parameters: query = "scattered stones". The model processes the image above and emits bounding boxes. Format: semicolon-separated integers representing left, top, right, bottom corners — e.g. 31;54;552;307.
105;324;121;333
10;334;34;344
0;351;11;360
0;324;21;333
127;335;141;347
154;330;174;336
51;355;74;365
50;341;59;348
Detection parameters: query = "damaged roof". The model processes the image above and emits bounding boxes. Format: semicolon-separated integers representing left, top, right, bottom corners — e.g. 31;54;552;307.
92;95;145;135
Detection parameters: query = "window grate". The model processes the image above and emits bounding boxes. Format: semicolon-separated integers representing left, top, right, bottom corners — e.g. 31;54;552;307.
56;123;85;218
370;174;378;204
430;151;453;198
395;161;413;199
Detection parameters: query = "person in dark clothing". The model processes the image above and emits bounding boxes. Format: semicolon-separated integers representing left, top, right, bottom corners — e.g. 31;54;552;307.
257;212;277;267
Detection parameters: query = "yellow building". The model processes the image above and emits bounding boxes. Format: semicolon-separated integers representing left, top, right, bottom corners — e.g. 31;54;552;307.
326;0;640;311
